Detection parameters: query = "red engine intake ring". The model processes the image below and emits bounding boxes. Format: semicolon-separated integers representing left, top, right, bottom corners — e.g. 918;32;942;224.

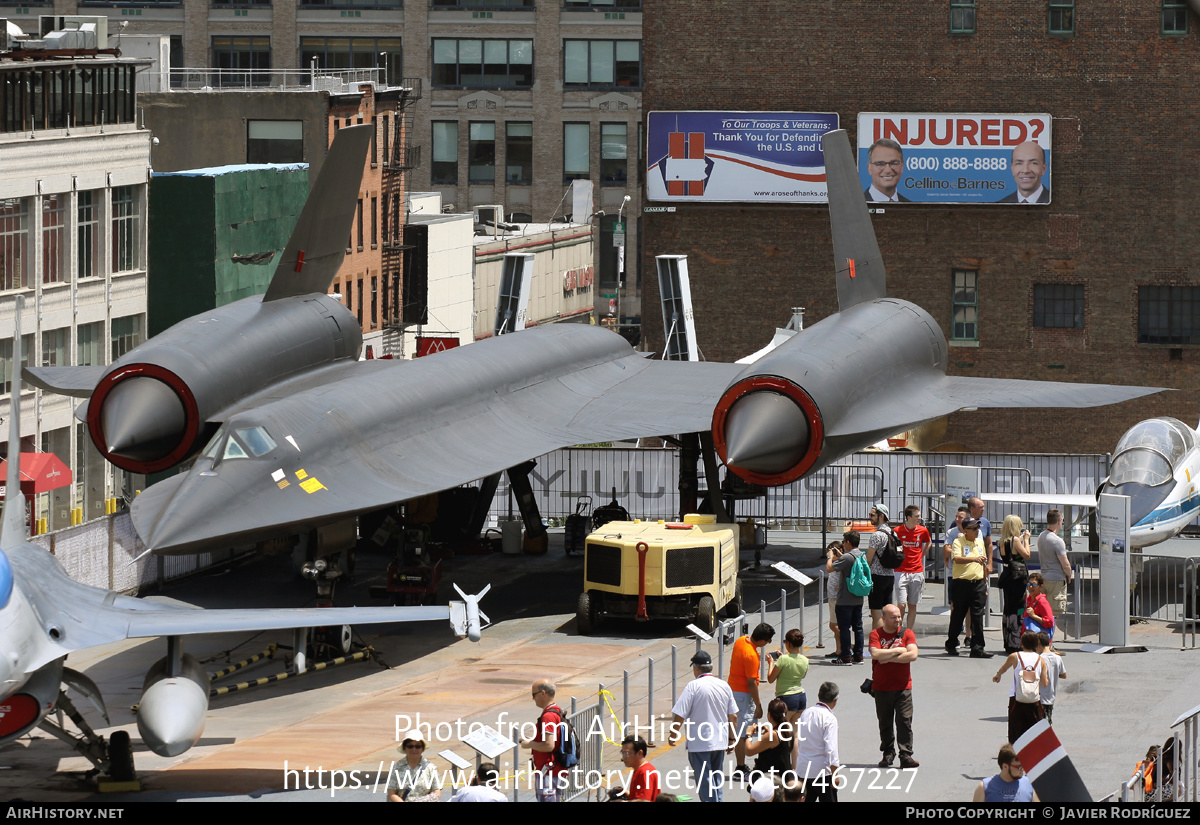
711;375;824;487
87;363;201;474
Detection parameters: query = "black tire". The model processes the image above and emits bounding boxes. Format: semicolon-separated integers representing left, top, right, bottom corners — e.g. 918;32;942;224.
722;579;743;619
576;592;598;635
697;596;717;635
107;730;135;782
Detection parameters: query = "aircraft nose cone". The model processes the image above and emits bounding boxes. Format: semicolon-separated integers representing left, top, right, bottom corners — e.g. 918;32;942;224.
101;377;186;462
722;390;810;476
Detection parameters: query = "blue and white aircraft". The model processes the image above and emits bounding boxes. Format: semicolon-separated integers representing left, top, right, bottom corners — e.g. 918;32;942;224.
985;416;1200;550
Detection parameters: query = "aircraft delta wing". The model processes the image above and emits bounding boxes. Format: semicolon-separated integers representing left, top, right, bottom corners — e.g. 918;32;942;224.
0;298;488;774
43;127;1163;556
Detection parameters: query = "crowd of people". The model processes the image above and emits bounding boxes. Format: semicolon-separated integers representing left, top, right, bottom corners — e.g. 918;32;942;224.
389;499;1080;802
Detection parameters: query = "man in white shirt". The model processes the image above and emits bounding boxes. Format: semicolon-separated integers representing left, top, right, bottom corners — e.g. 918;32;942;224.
668;650;738;803
448;762;507;802
793;681;841;802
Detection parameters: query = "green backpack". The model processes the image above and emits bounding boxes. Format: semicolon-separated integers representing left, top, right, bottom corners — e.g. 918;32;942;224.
845;551;873;597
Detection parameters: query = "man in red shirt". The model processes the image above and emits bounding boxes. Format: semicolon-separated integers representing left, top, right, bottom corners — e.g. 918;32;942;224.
520;678;566;802
893;504;932;630
618;735;660;801
869;604;919;769
728;622;775;777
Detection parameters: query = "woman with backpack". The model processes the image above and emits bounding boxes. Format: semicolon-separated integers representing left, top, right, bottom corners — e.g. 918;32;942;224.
992;631;1048;744
998;515;1032;653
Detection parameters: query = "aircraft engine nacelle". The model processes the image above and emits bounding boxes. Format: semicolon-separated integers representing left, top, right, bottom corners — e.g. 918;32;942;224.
0;660;62;745
135;654;210;757
712;299;947;486
89;294;361;474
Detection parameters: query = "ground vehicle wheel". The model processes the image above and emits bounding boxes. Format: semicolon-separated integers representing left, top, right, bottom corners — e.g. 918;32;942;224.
696;596;717;635
722;579;743;619
576;592;598;635
107;730;135;782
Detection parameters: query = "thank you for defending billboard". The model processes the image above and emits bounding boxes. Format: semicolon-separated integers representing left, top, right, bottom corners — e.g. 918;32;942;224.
646;111;839;203
857;113;1052;205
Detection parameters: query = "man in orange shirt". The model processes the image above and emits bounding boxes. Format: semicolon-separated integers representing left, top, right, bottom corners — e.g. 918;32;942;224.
729;622;775;778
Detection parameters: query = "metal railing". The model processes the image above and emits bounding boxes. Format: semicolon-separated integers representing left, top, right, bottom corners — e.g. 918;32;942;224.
485;447;1111;529
167;67;386;91
1112;705;1199;802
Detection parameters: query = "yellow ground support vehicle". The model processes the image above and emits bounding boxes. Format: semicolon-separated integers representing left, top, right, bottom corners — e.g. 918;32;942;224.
576;514;740;635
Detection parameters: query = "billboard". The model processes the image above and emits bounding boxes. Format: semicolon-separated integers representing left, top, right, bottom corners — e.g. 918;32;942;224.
646;111;839;203
857;113;1052;205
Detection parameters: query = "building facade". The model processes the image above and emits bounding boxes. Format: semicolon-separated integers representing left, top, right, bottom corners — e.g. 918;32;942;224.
0;56;152;529
30;0;645;321
642;1;1200;454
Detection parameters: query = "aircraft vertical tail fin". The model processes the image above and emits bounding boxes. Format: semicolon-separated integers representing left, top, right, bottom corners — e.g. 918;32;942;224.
1;296;27;547
821;129;888;311
263;124;375;302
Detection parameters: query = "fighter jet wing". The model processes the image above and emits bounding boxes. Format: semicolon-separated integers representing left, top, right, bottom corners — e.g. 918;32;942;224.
825;370;1166;440
8;540;469;674
132;325;745;554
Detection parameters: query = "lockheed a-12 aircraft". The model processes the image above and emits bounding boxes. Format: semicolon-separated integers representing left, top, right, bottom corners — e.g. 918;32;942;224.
2;298;489;778
28;129;1164;557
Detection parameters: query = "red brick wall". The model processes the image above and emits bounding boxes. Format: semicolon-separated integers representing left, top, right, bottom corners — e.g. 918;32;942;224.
642;1;1200;452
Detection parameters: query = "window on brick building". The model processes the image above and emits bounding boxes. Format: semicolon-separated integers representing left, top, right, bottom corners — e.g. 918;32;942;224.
78;192;99;280
42;195;65;285
211;36;271;85
432;39;533;88
469;121;496;184
563;40;641;89
506;122;533;184
0;198;30;291
300;36;402;86
600;123;628;185
299;0;401;7
1162;1;1188;34
112;186;140;273
431;0;533;7
564;0;641;8
41;328;68;368
1033;284;1084;329
952;268;978;341
0;335;32;395
76;322;103;367
1138;286;1200;345
111;315;144;361
950;0;975;34
1048;0;1074;35
247;120;304;164
432;121;459;184
564;123;590;183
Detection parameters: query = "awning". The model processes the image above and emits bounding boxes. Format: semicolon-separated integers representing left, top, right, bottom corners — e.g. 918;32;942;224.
0;452;73;496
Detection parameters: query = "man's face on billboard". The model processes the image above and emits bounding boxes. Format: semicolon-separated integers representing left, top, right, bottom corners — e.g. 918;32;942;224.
1010;141;1046;196
868;146;903;196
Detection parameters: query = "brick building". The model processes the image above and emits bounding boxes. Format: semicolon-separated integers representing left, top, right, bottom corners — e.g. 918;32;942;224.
642;1;1200;454
33;0;644;320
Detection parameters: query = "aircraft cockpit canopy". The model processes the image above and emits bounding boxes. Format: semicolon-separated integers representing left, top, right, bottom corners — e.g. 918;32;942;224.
1109;417;1195;488
200;426;278;465
0;549;12;610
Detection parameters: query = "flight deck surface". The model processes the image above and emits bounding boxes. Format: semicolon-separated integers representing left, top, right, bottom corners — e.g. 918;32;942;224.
6;530;1198;803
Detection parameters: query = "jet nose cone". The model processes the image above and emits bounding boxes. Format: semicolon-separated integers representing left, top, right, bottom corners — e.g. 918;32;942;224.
722;390;810;476
131;469;233;555
101;377;186;462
